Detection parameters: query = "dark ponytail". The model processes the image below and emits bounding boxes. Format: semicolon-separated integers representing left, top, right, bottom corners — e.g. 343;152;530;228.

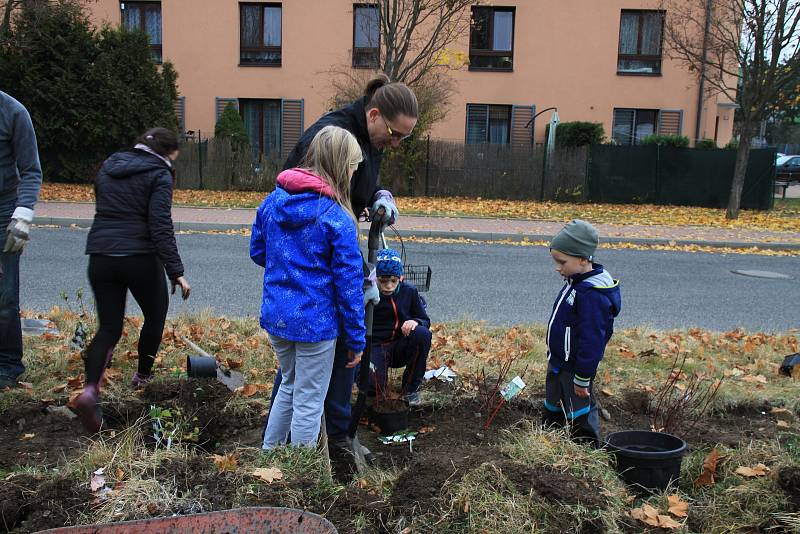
137;127;179;157
364;75;419;120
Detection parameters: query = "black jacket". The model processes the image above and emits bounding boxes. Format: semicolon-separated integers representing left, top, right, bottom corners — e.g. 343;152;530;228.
85;148;184;280
373;282;430;343
283;97;382;216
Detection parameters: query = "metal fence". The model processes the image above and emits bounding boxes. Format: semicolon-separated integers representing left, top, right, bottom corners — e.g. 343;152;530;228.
170;136;775;210
411;139;588;201
173;137;280;191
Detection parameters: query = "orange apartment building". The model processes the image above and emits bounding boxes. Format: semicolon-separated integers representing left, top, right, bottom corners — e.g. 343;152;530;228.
87;1;736;158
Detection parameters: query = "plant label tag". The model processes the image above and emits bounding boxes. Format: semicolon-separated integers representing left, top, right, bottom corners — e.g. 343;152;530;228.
501;376;526;401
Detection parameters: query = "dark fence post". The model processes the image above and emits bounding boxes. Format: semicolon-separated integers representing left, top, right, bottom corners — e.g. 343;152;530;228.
198;130;204;190
425;134;430;197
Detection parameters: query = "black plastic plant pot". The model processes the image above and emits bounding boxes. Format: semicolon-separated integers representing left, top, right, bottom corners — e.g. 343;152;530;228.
186;354;218;378
605;430;688;493
369;405;409;435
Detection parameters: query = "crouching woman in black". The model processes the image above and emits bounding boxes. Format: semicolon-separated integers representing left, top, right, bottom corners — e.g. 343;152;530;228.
71;127;191;432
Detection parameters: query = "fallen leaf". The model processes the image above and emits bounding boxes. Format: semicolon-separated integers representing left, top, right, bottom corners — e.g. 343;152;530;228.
358;478;369;489
600;388;614;397
18;382;33;390
252;467;283;483
630;503;660;526
239;384;260;397
657;514;683;530
51;383;68;393
694;448;720;486
741;374;768;384
115;468;125;481
226;358;243;370
67;375;84;389
211;453;239;472
19;433;35;440
667;494;688;517
777;420;791;428
418;426;436;434
735;464;770;477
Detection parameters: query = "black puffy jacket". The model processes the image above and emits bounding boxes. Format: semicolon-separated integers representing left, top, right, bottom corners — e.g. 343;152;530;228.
85;148;184;280
283;97;382;216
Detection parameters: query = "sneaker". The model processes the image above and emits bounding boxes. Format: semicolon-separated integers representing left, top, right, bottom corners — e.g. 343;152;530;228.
402;391;422;406
131;372;154;389
69;384;103;433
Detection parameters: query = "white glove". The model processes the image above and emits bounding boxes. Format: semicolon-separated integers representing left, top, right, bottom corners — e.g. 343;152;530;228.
363;264;380;307
371;190;398;225
3;207;33;253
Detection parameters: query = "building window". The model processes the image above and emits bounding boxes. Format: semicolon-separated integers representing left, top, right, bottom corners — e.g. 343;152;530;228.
466;104;511;144
240;3;282;66
612;108;683;145
617;10;664;75
469;6;514;71
121;2;162;63
240;99;282;157
353;4;380;68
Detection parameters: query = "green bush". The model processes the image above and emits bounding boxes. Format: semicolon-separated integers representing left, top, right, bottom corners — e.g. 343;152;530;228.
725;138;740;150
0;1;178;182
545;121;605;147
695;138;717;149
214;103;249;145
641;134;690;147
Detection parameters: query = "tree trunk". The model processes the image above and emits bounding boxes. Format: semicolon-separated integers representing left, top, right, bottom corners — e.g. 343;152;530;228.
726;122;754;219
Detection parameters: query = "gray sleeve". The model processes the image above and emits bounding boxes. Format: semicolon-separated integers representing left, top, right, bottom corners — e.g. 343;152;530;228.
11;105;43;209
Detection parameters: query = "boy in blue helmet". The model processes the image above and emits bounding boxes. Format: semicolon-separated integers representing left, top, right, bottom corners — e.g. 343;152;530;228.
370;248;431;406
544;220;621;447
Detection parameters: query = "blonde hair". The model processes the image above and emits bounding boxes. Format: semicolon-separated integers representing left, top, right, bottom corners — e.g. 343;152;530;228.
301;125;363;236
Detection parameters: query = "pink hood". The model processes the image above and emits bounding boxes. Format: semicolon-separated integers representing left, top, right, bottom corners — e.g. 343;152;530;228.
277;168;336;198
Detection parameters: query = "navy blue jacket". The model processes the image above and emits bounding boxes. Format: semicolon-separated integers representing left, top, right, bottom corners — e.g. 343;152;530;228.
85;149;183;280
283;97;382;216
249;169;366;353
546;265;621;386
373;281;430;343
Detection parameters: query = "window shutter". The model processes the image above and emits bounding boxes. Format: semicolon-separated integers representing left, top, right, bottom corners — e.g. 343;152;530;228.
612;109;635;145
174;96;185;133
466;104;489;144
280;99;304;160
510;105;534;149
215;97;239;122
657;109;682;136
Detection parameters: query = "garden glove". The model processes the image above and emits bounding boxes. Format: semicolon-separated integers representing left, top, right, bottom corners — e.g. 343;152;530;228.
371;190;398;225
363;264;380;307
3;207;33;253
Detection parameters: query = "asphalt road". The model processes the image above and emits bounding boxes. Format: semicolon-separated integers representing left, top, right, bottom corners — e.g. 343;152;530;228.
20;227;800;332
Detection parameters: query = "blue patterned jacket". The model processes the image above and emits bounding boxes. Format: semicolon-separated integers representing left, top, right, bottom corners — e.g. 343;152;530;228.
250;169;366;352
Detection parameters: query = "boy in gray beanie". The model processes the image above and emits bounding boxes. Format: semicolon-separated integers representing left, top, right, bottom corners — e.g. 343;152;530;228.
543;220;621;446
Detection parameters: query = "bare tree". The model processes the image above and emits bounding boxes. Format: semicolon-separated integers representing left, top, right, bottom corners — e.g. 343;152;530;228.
332;0;475;127
663;0;800;218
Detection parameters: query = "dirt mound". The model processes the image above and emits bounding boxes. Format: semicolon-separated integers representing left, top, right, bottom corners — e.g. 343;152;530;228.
0;401;85;470
495;460;605;508
0;474;88;533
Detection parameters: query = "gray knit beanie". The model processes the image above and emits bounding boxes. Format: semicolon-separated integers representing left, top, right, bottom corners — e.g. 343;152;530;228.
550;219;599;260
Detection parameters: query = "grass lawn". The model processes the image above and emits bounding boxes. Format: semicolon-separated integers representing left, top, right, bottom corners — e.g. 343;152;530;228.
1;310;798;533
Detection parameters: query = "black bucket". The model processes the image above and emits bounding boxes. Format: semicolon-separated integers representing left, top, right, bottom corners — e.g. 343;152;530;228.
369;405;409;435
187;355;218;378
605;430;687;493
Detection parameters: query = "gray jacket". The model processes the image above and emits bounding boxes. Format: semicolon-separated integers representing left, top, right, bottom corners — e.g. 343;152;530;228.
0;91;42;210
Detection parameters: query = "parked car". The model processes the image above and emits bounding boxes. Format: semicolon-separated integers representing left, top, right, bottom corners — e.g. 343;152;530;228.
776;155;800;183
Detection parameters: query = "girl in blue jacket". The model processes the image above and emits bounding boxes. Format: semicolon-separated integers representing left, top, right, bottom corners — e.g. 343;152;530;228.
251;125;367;448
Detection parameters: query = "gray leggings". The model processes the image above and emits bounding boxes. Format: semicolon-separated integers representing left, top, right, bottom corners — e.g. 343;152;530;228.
262;335;336;448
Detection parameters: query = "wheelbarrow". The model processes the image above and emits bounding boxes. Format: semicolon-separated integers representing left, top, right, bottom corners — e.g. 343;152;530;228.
37;506;337;533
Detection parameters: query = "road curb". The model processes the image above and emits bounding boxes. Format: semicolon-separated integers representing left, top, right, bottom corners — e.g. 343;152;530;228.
33;216;800;251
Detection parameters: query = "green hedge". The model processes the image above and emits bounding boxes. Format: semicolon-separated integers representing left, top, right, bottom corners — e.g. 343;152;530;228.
545;121;605;147
641;134;690;147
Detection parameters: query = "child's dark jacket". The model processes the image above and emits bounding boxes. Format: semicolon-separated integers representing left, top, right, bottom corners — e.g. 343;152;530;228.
546;265;621;387
373;281;430;343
